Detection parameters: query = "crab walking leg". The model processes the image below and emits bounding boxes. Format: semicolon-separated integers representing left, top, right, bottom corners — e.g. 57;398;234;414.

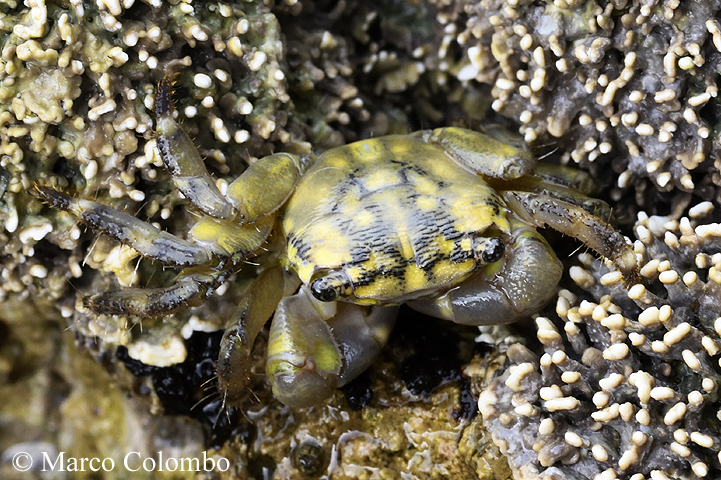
156;76;307;223
189;215;275;260
216;267;286;406
408;224;562;325
155;75;233;219
529;163;599;195
492;173;613;221
34;186;275;268
266;286;398;408
502;190;639;283
33;186;213;266
84;267;231;317
419;126;535;180
225;153;307;223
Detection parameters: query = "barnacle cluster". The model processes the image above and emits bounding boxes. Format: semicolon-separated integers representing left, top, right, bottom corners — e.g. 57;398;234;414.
0;0;300;366
429;0;721;213
475;203;721;479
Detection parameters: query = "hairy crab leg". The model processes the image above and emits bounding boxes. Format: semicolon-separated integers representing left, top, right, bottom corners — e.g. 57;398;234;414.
502;190;639;285
529;163;599;195
216;266;286;406
33;186;213;266
494;173;613;221
155;74;234;219
85;267;231;317
156;75;309;224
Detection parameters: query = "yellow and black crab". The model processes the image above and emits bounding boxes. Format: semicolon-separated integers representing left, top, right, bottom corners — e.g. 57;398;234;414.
34;75;638;408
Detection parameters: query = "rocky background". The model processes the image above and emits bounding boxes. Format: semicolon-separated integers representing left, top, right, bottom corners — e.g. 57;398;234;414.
0;1;720;479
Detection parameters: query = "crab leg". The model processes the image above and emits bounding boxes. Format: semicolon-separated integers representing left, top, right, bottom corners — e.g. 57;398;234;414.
155;75;234;219
502;190;639;284
84;266;230;317
493;173;613;221
224;153;306;223
265;286;397;408
216;267;286;406
419;126;535;180
529;163;599;195
34;186;274;268
34;186;213;266
156;75;308;223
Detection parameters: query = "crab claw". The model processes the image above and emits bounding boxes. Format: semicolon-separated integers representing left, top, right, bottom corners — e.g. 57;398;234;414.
266;286;397;408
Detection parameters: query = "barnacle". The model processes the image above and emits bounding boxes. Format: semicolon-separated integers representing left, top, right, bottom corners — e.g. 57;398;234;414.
427;0;721;217
474;204;721;479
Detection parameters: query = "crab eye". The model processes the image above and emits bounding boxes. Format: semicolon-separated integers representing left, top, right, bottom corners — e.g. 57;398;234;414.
480;237;505;264
310;277;339;302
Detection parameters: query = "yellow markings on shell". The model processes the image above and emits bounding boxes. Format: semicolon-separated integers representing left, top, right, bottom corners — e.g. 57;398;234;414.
344;138;386;164
398;228;414;261
436;235;457;256
294;261;316;285
404;263;429;292
354;209;373;227
291;231;353;284
409;172;440;196
283;130;521;304
388;137;413;157
364;168;400;192
432;258;474;284
355;274;402;301
452;198;509;234
416;196;436;211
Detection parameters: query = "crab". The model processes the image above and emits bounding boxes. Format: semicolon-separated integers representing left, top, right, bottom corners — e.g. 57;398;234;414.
34;75;638;408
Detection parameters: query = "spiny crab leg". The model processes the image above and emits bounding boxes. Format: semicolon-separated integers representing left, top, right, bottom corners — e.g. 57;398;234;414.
84;267;231;317
32;185;213;267
503;190;639;285
155;74;308;223
155;74;234;219
217;266;286;406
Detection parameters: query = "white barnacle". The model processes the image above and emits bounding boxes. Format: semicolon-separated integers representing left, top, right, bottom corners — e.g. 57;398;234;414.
564;431;583;447
19;221;53;243
544;396;580;411
504;362;536;392
663;322;691;346
628;371;654;404
650;387;675;401
603;343;629;360
592;403;620;422
599;373;624;391
538;418;555;435
194;73;212;89
248;51;267;71
681;350;701;371
539;385;564;400
689;431;714;449
664;402;687;425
